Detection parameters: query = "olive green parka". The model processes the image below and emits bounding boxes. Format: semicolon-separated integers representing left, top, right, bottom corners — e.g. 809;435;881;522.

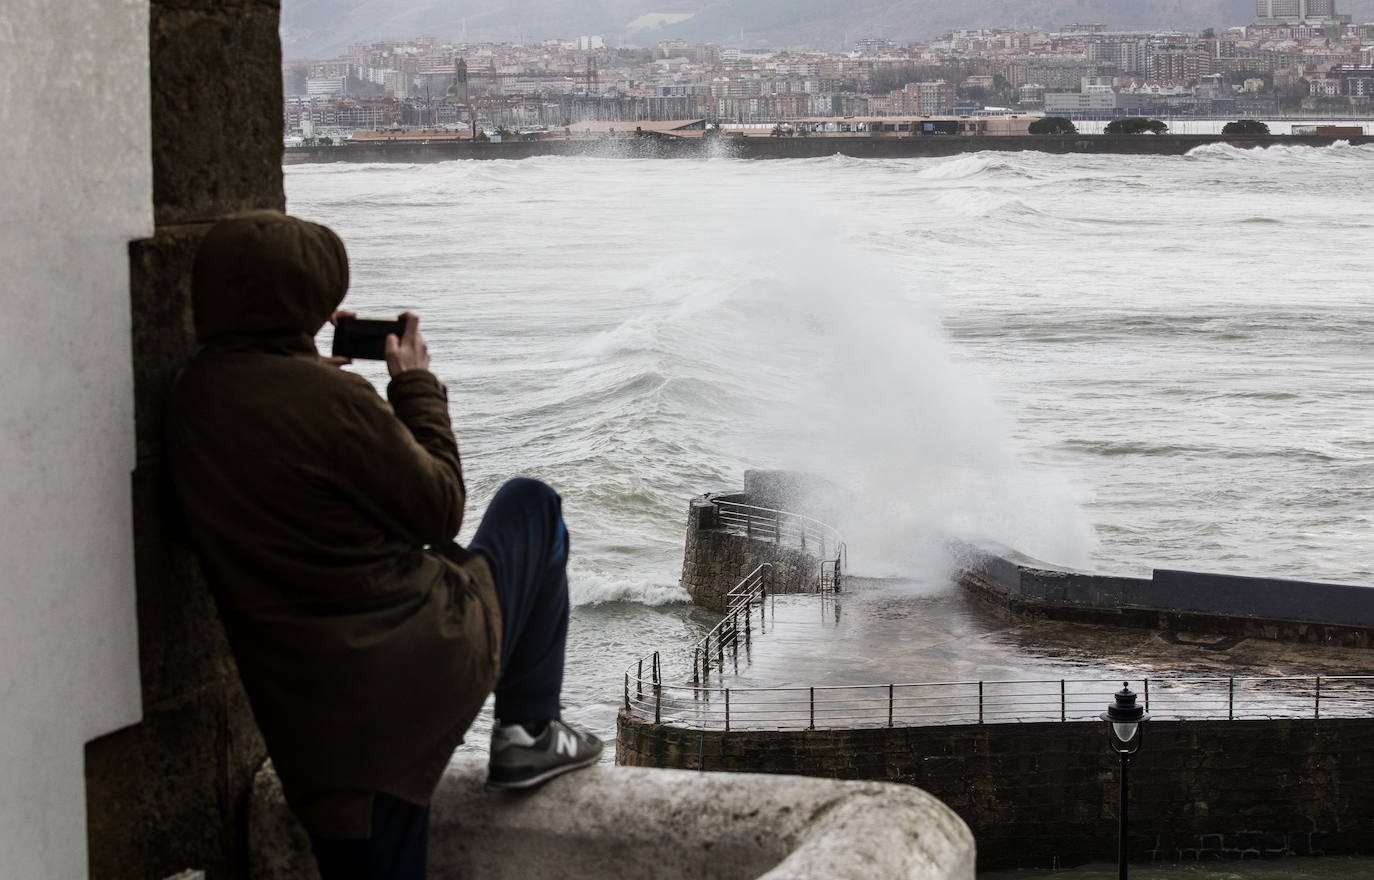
167;211;500;838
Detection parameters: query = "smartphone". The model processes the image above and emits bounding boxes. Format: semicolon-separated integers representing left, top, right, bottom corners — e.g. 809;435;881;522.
331;316;405;360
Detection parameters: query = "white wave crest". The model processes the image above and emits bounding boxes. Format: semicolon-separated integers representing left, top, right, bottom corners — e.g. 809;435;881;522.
569;568;689;606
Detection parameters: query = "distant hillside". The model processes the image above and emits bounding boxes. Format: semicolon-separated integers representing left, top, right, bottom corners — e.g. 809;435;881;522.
281;0;1374;58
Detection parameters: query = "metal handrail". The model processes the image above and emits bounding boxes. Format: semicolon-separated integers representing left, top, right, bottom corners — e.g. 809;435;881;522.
711;500;842;559
623;673;1374;731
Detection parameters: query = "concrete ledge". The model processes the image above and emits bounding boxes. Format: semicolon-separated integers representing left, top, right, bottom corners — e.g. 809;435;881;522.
250;758;975;879
952;540;1374;647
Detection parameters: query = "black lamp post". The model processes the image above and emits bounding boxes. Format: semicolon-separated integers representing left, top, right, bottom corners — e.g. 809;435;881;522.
1101;683;1148;880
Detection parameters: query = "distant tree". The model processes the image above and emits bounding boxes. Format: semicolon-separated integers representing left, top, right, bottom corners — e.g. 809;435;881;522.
317;136;333;145
1222;119;1271;135
1028;117;1077;135
770;123;788;137
958;85;989;103
1105;117;1168;135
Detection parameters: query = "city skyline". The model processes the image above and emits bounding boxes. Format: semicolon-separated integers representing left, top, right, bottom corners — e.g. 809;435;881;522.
280;0;1374;59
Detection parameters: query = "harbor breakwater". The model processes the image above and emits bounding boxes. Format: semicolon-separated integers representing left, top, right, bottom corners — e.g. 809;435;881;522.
624;492;1374;869
283;133;1373;164
954;541;1374;648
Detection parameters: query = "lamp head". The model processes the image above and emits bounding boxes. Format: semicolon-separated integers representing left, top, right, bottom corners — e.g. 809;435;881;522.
1100;682;1150;755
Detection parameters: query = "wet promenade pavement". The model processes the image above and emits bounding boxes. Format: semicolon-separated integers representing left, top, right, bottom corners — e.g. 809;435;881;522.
658;576;1374;730
725;576;1374;686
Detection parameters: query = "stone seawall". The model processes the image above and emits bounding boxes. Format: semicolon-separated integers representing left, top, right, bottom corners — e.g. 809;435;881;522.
284;133;1373;164
617;712;1374;870
680;494;819;613
955;542;1374;648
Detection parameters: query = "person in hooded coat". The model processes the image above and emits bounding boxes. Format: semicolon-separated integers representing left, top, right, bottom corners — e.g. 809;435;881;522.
167;211;601;879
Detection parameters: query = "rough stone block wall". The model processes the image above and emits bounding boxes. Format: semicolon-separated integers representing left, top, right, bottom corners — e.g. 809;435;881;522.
84;1;284;877
680;497;821;613
617;714;1374;870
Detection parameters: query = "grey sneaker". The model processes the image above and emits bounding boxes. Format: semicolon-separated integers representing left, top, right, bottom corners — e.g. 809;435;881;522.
487;719;604;790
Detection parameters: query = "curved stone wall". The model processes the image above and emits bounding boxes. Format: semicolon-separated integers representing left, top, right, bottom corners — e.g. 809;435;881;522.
680;495;824;613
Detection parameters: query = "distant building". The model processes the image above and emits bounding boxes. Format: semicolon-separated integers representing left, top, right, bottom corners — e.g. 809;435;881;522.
854;38;896;54
1328;64;1374;95
1060;23;1108;35
1254;0;1350;25
306;76;346;97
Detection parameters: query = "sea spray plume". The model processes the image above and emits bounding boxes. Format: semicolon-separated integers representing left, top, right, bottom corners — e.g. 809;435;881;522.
694;201;1097;579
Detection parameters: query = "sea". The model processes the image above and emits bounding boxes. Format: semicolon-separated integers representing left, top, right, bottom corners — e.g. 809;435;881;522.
283;144;1374;759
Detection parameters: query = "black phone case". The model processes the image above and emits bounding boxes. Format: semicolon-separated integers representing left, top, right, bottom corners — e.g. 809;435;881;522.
332;317;404;360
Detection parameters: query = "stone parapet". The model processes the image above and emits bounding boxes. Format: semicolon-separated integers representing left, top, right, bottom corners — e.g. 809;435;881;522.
618;711;1374;869
250;757;975;880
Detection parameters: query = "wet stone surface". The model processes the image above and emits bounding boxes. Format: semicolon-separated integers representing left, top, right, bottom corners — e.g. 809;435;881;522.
675;577;1374;729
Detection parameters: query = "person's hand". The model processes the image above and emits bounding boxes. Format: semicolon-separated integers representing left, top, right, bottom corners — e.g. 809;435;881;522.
385;311;430;376
320;309;356;368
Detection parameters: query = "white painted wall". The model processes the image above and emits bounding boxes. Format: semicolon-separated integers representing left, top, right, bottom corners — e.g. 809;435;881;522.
0;1;151;876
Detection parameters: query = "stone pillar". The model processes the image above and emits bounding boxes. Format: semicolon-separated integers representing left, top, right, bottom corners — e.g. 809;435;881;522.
84;1;285;877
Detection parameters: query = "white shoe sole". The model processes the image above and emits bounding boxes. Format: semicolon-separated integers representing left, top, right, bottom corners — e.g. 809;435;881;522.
485;747;603;791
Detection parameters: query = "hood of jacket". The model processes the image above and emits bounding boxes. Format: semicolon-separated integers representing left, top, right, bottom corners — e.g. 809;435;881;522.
192;210;350;345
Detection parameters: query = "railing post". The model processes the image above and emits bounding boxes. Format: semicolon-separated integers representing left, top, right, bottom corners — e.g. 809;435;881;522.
637;658;643;700
978;681;984;724
725;688;731;732
624;673;629;711
693;647;700;686
1144;678;1150;712
1315;676;1322;720
655;680;661;724
809;686;816;730
1229;677;1235;720
888;684;894;727
1060;680;1066;722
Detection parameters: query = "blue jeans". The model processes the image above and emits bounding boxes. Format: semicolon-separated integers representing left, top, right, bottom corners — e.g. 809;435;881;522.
469;477;569;724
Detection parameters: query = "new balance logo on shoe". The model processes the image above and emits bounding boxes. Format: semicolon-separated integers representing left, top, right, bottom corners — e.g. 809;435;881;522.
555;729;578;757
488;718;604;790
